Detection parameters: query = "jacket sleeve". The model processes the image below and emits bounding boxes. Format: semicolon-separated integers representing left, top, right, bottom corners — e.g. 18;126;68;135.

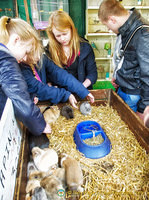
43;54;89;99
136;29;149;112
20;64;71;104
0;57;46;135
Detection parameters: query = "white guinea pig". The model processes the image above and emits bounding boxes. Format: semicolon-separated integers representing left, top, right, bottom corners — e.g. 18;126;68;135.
32;147;58;172
80;101;92;115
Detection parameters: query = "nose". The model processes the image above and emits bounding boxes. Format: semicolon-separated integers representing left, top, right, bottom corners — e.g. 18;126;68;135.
60;35;65;42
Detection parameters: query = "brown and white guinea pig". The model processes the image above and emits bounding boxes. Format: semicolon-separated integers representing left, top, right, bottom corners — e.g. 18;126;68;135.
43;105;60;124
32;147;58;172
26;179;41;196
40;175;65;200
26;171;49;200
29;170;47;181
60;153;84;193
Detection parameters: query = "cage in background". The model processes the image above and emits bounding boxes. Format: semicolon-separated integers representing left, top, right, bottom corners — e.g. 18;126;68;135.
30;0;69;30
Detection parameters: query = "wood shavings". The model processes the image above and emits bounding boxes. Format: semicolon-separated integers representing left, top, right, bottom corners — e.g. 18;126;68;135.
46;104;149;199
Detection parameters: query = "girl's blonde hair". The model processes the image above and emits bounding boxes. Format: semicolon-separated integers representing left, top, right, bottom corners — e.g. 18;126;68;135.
0;16;42;64
98;0;128;22
46;10;83;67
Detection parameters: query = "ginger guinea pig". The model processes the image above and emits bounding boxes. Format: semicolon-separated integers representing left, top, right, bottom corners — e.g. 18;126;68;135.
60;153;84;192
43;105;60;124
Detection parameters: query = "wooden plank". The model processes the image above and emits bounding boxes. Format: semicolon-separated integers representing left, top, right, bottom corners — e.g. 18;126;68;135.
110;90;149;153
14;0;18;17
23;0;30;24
13;129;29;200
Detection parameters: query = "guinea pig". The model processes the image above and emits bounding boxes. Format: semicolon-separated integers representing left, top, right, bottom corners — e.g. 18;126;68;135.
80;101;92;115
60;105;74;120
43;105;60;124
27;161;38;178
60;153;84;193
50;167;66;188
31;187;48;200
26;179;40;195
40;175;65;200
29;170;47;181
32;147;58;172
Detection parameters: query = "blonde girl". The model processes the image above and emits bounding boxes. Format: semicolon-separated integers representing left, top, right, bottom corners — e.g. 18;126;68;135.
0;16;51;135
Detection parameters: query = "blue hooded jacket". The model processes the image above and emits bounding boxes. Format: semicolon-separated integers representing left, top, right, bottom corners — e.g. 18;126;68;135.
0;44;46;135
20;54;90;104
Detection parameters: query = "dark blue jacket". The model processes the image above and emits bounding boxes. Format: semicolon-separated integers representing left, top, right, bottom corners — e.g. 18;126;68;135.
77;42;97;89
45;41;98;89
0;44;46;135
20;54;89;103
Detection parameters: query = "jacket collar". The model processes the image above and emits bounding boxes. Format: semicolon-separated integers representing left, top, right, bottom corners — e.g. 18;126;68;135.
119;8;141;36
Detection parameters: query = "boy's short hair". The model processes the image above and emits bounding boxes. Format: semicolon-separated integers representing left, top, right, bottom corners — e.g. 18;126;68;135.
98;0;127;22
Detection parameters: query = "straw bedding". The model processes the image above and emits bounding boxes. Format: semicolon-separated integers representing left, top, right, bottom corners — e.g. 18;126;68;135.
46;103;149;200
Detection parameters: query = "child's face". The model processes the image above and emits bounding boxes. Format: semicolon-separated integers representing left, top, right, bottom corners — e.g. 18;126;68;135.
52;27;71;46
13;40;33;63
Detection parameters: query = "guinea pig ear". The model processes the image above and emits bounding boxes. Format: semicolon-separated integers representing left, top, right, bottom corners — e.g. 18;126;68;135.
32;149;41;158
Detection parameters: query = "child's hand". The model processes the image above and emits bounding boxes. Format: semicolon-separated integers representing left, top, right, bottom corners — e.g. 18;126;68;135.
34;96;39;104
43;123;52;134
86;93;94;103
69;94;78;109
111;78;119;89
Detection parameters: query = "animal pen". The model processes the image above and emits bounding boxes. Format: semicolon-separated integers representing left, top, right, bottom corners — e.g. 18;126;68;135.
13;89;149;200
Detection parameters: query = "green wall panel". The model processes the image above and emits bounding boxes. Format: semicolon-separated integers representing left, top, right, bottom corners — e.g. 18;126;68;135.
17;0;33;24
0;0;86;38
0;0;15;17
69;0;86;37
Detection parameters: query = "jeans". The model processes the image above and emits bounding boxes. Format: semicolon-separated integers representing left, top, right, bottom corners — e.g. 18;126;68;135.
117;87;140;112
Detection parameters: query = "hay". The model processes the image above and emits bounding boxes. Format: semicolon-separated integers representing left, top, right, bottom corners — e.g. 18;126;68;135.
46;103;149;200
83;133;104;146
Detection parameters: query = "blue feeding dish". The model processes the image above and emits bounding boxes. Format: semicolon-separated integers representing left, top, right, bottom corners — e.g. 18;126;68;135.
73;120;112;159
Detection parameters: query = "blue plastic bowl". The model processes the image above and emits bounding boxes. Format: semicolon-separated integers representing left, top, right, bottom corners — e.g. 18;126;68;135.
73;120;112;159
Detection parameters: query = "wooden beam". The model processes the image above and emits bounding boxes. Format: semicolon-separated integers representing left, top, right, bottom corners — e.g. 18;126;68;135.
23;0;30;24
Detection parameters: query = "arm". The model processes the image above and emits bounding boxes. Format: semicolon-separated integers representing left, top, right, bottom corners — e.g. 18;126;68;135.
0;57;49;135
43;54;90;99
20;63;71;104
136;29;149;113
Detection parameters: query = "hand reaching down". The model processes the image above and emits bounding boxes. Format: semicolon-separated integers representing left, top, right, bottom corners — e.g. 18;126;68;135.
42;123;52;134
86;93;94;103
68;94;78;109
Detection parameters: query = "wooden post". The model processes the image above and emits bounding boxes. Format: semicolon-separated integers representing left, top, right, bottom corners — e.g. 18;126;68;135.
23;0;30;24
14;0;19;17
